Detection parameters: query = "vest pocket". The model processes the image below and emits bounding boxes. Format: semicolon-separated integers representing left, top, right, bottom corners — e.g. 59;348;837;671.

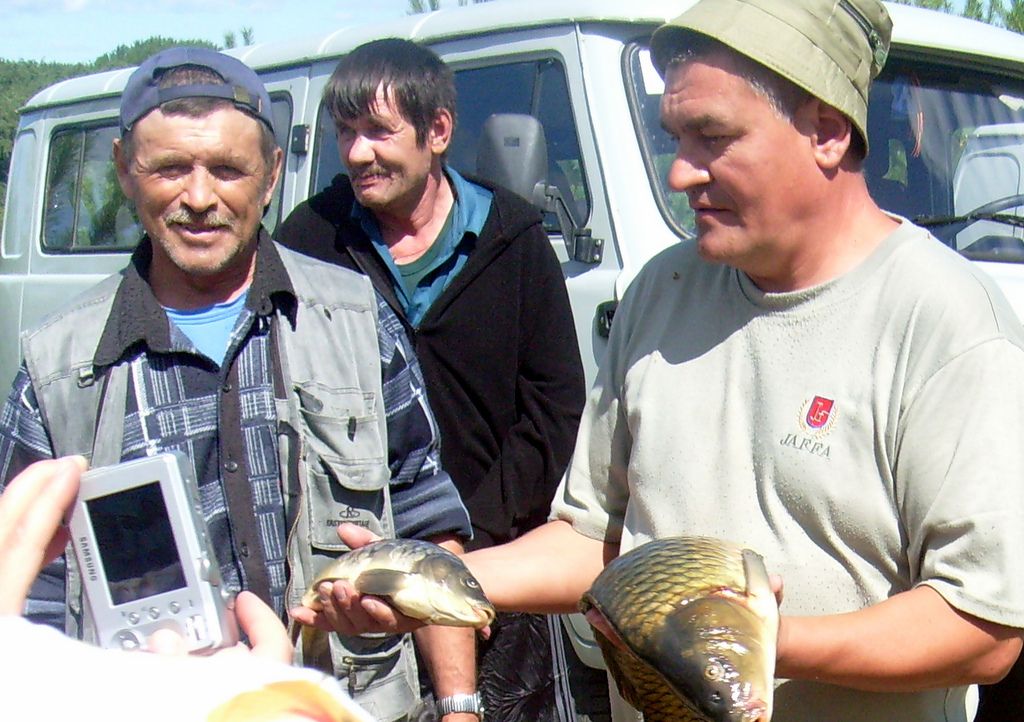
306;468;387;552
295;382;386;477
334;635;419;718
295;383;390;552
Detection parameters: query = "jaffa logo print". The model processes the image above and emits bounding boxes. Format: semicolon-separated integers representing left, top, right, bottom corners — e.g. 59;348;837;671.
800;396;838;436
781;395;838;458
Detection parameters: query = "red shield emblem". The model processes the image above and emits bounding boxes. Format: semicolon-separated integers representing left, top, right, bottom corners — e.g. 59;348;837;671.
806;396;834;429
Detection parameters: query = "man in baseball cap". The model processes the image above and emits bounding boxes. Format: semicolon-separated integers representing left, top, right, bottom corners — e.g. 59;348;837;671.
312;2;1024;721
0;46;479;722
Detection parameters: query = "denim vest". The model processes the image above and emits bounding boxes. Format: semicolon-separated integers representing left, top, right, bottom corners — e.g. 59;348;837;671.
20;245;419;722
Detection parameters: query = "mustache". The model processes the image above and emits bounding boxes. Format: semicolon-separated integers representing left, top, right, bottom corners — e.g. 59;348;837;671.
350;164;388;179
163;209;233;228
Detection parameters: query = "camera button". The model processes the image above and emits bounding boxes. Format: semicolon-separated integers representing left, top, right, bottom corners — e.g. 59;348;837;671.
127;612;140;625
169;602;181;614
186;614;208;642
115;630;142;650
148;607;161;620
199;554;212;580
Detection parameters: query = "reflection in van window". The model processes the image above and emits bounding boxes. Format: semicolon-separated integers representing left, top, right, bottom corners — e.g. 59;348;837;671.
42;124;139;253
312;56;589;232
628;44;1024;263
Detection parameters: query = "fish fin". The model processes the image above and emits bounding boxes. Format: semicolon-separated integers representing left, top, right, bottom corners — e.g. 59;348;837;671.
595;633;645;709
354;568;414;597
741;548;771;596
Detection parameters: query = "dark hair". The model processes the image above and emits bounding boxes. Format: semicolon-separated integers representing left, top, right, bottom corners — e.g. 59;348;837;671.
323;38;456;147
121;64;278;169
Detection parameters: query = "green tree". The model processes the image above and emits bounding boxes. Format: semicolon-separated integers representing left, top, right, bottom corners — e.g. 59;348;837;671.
889;0;1024;29
223;27;255;49
1002;0;1024;31
963;0;1001;21
92;36;216;71
889;0;953;9
408;0;491;13
408;0;441;12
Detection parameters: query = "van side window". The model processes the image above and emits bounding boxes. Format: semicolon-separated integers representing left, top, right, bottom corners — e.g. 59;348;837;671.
264;93;293;234
42;123;139;253
311;57;589;231
450;59;590;228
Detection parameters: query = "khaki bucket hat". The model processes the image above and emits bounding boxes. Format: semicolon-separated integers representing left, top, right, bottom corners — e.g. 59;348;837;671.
650;0;892;153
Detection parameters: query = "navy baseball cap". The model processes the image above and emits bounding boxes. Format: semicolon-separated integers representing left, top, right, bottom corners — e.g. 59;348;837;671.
119;46;274;135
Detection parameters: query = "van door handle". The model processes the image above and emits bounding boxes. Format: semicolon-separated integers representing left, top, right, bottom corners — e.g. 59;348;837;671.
595;300;617;339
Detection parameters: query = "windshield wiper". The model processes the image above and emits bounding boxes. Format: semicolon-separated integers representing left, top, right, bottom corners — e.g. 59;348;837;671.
915;193;1024;231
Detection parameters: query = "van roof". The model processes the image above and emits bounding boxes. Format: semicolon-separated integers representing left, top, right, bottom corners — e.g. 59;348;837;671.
22;0;1024;112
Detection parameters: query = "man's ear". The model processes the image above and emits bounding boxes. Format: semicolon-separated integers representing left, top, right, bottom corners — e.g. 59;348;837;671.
428;108;454;156
111;137;135;200
804;99;853;170
262;146;285;209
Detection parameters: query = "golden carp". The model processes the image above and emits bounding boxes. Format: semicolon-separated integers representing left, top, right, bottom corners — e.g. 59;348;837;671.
301;538;495;628
579;536;777;722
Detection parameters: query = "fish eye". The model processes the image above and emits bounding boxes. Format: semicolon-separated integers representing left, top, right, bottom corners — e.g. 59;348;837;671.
704;661;725;682
464;578;480;589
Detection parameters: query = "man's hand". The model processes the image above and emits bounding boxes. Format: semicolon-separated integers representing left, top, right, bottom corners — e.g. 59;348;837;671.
148;591;293;664
288;523;427;635
0;456;86;615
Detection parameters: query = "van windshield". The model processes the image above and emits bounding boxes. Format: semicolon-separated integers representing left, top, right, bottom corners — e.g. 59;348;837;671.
627;45;1024;264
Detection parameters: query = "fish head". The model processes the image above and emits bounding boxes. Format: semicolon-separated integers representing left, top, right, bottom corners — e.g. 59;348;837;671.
411;553;496;628
652;594;775;722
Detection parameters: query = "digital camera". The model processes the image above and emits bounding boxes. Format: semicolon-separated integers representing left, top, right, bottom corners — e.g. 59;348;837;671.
68;452;239;652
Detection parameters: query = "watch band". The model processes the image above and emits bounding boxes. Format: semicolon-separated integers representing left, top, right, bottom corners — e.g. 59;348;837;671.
436;692;484;719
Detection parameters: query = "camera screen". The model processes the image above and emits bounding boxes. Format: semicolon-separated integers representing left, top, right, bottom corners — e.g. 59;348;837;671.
86;481;187;605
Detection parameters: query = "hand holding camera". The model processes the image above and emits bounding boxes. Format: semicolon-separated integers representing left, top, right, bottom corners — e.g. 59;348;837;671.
0;454;289;662
0;456;85;615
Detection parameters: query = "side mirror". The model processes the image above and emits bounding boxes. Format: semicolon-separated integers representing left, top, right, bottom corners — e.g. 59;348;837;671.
476;113;601;263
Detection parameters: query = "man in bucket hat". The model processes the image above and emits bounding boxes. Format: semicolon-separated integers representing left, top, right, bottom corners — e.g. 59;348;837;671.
0;46;479;721
322;1;1024;720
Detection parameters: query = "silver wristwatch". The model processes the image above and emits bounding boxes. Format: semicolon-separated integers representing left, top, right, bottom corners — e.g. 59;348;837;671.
435;692;485;719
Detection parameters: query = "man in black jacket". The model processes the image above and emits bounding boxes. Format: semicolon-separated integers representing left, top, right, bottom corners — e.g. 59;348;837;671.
276;38;587;722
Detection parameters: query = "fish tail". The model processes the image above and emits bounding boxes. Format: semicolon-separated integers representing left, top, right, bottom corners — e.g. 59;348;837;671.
298;624;333;672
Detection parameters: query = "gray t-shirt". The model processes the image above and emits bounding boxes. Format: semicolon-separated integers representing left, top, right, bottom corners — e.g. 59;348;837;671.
553;220;1024;722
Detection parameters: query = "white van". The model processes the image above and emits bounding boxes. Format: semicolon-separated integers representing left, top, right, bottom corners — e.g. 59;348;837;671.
4;0;1024;710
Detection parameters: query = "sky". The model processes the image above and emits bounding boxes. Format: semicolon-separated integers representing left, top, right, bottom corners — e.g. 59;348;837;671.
0;0;469;64
0;0;980;65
